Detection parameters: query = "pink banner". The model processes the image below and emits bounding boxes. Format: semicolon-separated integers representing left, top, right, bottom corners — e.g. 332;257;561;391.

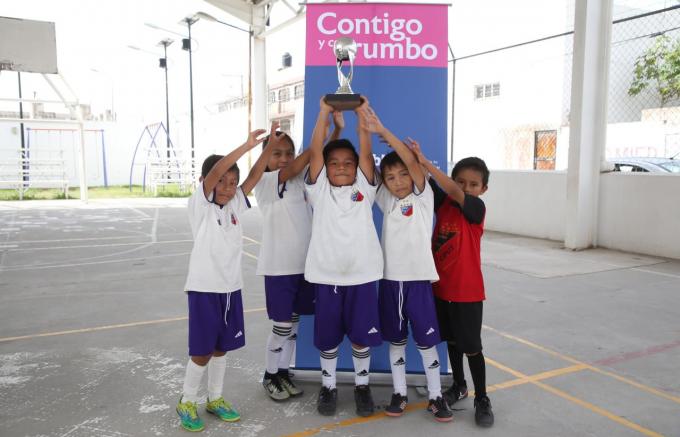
305;3;448;68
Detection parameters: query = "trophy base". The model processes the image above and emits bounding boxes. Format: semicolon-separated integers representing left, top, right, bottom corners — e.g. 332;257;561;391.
325;93;362;111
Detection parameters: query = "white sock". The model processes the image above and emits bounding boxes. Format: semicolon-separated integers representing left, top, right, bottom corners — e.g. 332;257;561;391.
352;346;371;386
207;354;227;402
320;348;338;389
266;322;292;374
182;359;207;403
389;340;408;396
277;315;299;371
418;345;442;399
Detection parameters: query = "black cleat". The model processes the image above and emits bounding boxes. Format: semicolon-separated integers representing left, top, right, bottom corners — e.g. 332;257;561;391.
354;385;375;417
474;395;494;427
385;393;408;417
427;396;453;422
317;386;338;416
443;382;468;408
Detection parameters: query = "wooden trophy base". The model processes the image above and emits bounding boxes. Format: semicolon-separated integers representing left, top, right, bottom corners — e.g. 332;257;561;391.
325;93;363;111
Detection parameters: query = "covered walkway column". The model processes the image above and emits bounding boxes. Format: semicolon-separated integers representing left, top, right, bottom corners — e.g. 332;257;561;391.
565;0;614;250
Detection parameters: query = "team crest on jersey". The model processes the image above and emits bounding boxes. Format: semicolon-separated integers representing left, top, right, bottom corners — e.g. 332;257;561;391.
230;213;237;225
400;201;413;217
351;189;364;202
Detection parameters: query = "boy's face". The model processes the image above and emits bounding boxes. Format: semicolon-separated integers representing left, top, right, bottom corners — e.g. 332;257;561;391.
214;170;239;205
382;162;413;199
326;148;357;186
454;168;488;197
267;142;295;171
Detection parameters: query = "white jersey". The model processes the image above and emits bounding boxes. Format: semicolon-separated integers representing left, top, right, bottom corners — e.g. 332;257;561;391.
375;182;439;282
304;166;383;285
184;183;250;293
254;168;313;275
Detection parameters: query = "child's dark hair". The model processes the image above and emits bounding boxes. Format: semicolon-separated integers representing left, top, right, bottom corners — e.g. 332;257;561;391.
201;154;240;181
262;131;295;172
323;139;359;164
451;157;489;186
379;151;405;175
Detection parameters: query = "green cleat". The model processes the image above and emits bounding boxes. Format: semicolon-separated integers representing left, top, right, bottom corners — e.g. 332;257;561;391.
206;397;241;422
176;397;205;432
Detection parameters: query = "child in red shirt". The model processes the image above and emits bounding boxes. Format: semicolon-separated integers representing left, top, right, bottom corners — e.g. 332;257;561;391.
410;144;494;428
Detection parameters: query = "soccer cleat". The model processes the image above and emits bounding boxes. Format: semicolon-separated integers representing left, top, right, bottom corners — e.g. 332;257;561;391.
278;370;304;397
176;397;205;432
442;382;468;408
385;393;408;417
427;396;453;422
354;385;375;417
317;386;338;416
262;372;290;401
206;397;240;422
474;395;494;427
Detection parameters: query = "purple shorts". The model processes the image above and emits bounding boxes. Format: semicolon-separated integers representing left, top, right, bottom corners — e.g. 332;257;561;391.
264;274;315;322
187;291;245;356
379;280;441;347
313;282;382;351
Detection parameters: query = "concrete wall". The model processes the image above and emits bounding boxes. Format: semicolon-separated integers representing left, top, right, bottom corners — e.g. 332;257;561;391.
483;170;680;259
598;173;680;259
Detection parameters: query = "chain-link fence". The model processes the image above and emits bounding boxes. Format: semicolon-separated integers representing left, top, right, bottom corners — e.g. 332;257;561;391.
451;2;680;172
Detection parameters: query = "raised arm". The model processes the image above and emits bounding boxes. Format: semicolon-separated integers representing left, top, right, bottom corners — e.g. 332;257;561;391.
203;128;267;198
241;122;280;195
279;148;311;183
308;97;334;184
328;111;344;142
361;107;425;192
355;98;375;183
408;139;465;206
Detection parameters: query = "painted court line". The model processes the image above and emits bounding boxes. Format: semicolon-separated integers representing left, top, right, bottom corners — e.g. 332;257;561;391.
283;362;588;437
483;325;680;405
486;357;663;437
0;307;266;343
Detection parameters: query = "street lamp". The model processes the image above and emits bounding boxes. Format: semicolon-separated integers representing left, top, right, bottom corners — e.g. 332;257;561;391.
157;39;174;162
191;11;253;167
181;15;199;179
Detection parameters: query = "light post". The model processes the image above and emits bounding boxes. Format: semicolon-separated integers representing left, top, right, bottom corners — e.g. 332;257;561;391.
181;16;199;179
192;11;252;167
157;38;174;162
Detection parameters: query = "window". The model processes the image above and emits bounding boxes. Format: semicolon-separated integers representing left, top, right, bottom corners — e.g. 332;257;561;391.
279;118;292;134
474;82;500;100
294;84;304;99
278;88;290;102
268;91;276;103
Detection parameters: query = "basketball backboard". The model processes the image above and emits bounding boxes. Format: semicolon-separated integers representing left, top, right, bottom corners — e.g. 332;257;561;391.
0;16;58;74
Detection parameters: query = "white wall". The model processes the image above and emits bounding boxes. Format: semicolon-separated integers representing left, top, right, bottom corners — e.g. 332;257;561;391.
598;173;680;259
483;170;680;259
483;170;567;241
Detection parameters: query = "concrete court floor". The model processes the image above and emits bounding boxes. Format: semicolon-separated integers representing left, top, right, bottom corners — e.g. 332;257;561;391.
0;198;679;437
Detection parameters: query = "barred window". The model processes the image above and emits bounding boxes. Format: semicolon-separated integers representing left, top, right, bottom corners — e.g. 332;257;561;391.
268;91;276;103
294;84;304;99
278;88;290;102
475;82;500;100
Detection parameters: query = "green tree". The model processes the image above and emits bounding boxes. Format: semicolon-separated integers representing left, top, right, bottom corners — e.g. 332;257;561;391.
628;35;680;107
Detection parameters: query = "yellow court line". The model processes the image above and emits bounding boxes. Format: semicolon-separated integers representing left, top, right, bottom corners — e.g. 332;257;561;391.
486;357;663;437
0;307;267;343
483;324;680;405
283;362;588;437
242;235;261;245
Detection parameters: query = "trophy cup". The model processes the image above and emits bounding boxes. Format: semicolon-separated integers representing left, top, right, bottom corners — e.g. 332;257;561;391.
325;37;363;111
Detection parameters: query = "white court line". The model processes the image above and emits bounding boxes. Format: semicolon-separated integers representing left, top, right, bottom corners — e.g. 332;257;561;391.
0;233;192;245
2;239;193;252
632;267;680;280
151;208;159;243
0;251;192;272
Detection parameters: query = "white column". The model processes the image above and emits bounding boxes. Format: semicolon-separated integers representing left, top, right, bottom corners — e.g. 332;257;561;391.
564;0;613;249
76;105;89;203
248;6;268;170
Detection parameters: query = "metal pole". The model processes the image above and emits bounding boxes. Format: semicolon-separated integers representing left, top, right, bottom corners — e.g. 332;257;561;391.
188;21;196;179
247;29;253;169
18;72;28;186
450;58;456;167
164;43;171;162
